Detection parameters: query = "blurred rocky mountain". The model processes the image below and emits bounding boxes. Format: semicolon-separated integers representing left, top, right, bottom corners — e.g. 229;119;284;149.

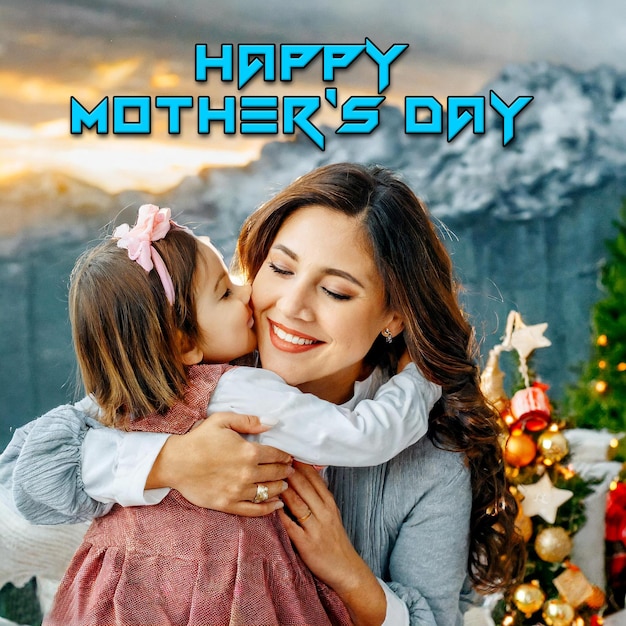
2;61;626;445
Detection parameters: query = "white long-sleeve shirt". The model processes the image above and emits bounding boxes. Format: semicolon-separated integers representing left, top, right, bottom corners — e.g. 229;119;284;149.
82;363;439;508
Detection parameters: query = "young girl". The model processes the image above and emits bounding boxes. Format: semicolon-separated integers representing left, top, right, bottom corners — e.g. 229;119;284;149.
45;204;440;626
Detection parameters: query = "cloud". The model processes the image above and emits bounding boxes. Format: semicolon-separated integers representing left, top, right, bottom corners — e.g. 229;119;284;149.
0;71;99;105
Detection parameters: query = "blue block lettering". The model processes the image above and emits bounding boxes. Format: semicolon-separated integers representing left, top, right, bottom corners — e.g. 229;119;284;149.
490;90;533;146
280;45;323;81
238;44;275;89
364;38;408;94
195;44;233;82
240;96;279;134
155;96;193;134
405;97;443;134
337;96;384;134
70;97;108;134
447;96;485;141
322;44;363;82
198;96;236;134
112;97;151;134
283;96;324;149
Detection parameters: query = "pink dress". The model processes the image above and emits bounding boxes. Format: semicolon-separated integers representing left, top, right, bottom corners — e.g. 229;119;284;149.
45;365;352;626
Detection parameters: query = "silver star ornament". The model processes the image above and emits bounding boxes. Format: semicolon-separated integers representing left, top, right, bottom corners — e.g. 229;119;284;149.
518;473;573;525
510;322;552;360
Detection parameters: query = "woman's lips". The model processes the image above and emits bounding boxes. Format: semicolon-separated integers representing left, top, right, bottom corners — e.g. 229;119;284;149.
268;320;322;353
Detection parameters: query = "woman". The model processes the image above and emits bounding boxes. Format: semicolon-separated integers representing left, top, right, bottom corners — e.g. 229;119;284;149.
2;163;524;625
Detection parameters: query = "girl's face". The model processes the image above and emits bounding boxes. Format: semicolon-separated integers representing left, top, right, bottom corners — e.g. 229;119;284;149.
191;238;257;364
252;205;403;404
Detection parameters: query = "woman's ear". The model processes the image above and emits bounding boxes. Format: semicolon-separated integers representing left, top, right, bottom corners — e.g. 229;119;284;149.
384;312;405;339
178;332;203;365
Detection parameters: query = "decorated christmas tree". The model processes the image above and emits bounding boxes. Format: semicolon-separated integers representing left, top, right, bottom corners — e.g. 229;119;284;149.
480;311;606;626
564;201;626;433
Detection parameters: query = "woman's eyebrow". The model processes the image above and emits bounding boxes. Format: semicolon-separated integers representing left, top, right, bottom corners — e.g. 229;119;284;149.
273;244;297;260
324;268;365;288
272;244;365;288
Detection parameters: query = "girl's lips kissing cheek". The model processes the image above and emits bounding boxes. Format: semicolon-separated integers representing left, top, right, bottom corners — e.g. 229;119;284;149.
268;320;322;353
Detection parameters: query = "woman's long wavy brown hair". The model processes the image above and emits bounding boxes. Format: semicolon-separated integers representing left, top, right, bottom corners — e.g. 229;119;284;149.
235;162;526;591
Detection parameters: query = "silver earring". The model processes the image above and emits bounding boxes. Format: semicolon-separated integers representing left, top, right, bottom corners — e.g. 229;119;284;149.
382;328;393;344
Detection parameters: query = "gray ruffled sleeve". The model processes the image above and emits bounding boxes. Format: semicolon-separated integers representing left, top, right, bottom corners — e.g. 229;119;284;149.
384;457;472;626
0;405;112;525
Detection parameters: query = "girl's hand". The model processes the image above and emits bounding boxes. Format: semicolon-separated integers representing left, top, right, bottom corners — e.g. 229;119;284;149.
279;462;386;626
147;412;293;516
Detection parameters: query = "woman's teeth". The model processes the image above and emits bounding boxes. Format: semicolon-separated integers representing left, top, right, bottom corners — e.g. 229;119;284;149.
273;325;315;345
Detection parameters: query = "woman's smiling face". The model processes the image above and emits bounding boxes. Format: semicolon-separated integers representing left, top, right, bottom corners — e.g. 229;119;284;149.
251;205;403;404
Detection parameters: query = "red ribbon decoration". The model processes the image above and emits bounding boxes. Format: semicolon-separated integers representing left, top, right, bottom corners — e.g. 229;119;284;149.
509;382;552;432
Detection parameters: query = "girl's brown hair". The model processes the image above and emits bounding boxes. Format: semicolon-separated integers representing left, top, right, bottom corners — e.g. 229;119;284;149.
69;228;200;427
235;162;525;591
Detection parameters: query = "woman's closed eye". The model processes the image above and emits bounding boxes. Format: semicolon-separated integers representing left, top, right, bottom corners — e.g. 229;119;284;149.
321;287;351;301
269;260;352;300
268;261;292;276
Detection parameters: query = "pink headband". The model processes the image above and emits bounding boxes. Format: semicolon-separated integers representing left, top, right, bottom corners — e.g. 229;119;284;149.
113;204;177;304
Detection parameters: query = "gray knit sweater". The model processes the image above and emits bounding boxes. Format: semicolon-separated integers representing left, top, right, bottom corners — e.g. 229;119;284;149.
1;408;474;626
327;439;474;625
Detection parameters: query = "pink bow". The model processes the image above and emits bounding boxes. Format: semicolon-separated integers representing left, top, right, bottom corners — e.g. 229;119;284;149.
113;204;176;304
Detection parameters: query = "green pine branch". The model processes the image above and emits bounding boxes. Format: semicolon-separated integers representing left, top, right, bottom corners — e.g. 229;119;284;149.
564;199;626;433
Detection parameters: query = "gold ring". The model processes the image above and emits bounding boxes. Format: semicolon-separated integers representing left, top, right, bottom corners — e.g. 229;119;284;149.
297;509;312;524
253;484;269;503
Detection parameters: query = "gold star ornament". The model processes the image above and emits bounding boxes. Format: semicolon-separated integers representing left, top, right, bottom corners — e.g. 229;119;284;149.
517;473;573;524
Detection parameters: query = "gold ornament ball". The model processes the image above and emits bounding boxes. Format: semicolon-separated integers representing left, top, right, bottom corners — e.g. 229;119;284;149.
535;527;572;562
538;431;569;464
542;599;575;626
513;582;545;616
504;432;537;467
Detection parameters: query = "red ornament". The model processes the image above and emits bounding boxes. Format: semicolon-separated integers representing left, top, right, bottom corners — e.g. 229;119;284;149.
606;482;626;543
509;383;551;432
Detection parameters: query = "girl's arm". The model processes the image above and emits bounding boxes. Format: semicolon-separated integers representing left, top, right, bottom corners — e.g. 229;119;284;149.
209;363;440;467
87;362;435;509
1;405;292;524
3;363;436;523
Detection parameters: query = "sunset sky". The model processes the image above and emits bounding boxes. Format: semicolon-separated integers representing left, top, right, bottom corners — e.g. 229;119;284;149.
1;0;625;192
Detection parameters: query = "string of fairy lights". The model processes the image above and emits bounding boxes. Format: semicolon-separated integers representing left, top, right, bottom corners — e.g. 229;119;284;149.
594;334;626;395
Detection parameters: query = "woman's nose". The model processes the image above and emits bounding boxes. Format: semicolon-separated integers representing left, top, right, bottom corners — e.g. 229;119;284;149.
276;281;314;322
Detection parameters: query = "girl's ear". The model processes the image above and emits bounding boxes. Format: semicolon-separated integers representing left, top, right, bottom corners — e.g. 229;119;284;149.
178;333;203;366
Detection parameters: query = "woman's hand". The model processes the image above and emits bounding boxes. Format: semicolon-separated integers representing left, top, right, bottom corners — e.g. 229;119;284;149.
147;412;293;516
279;462;387;626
